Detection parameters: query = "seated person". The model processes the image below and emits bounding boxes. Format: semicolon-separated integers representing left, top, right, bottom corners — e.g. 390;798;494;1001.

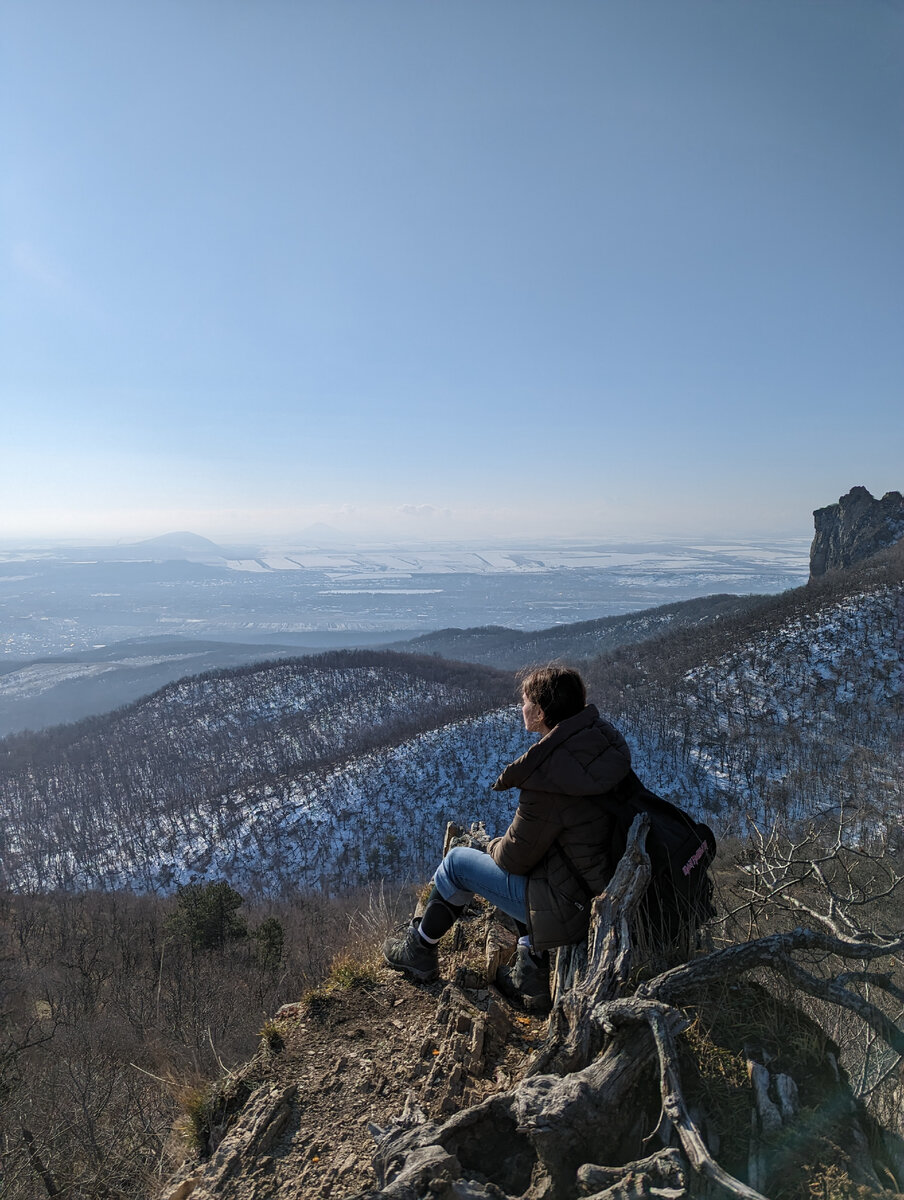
383;665;632;1009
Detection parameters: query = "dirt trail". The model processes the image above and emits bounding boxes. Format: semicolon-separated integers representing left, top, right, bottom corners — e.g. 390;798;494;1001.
161;917;539;1199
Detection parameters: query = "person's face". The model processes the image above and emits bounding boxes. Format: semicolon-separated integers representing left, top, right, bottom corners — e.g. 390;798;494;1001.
522;691;548;735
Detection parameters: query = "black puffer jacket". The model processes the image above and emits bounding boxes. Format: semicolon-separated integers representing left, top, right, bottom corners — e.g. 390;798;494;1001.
489;704;631;951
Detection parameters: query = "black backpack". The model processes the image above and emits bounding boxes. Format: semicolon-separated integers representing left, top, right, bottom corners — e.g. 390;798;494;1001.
558;770;717;949
609;770;717;947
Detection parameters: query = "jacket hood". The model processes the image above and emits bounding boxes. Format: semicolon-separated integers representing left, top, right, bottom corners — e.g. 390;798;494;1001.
492;704;631;797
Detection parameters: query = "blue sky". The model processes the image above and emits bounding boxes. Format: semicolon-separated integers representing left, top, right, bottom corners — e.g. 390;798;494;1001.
2;0;902;542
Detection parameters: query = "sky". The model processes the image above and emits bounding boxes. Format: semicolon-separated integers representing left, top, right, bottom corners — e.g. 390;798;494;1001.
2;0;902;544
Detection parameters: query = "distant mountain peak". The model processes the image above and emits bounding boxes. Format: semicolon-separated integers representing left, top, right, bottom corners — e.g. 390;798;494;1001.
810;486;904;578
135;531;226;553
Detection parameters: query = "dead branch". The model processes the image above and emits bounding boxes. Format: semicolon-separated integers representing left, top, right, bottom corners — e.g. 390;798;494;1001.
638;927;904;1055
776;956;904;1055
576;1147;686;1198
597;999;767;1200
21;1128;60;1198
836;970;904;1004
727;811;904;943
368;1020;661;1200
363;815;904;1200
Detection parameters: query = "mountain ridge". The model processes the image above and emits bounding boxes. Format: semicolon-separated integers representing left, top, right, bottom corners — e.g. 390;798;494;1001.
389;591;772;670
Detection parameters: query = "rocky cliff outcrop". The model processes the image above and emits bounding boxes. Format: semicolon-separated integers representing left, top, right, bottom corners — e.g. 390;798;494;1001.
810;486;904;578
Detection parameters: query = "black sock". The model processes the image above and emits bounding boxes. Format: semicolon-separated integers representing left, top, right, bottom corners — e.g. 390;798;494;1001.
418;895;465;943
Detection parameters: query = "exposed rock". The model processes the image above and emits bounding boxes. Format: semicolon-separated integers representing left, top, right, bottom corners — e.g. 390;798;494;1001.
161;1083;297;1200
810;486;904;578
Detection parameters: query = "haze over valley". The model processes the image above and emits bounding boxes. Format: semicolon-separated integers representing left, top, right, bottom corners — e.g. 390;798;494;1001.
1;496;901;1200
0;532;810;734
0;532;810;655
2;535;899;899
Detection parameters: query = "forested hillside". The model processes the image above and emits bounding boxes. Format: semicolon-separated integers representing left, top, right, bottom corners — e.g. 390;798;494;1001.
0;651;514;894
589;545;903;831
1;548;902;1200
392;591;769;669
1;550;900;900
0;637;305;737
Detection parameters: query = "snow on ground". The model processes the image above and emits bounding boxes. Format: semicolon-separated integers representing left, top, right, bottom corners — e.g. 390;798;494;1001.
0;662;117;698
3;573;897;896
220;539;811;579
621;583;903;828
226;559;271;572
6;706;530;895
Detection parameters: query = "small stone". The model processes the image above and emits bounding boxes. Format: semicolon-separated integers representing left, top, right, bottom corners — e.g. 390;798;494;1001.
162;1177;201;1200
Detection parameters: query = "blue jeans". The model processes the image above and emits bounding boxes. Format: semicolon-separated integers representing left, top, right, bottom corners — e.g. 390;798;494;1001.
433;846;528;925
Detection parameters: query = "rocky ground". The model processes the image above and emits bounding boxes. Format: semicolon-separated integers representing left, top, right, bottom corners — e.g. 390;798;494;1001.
159;895;904;1200
160;908;538;1200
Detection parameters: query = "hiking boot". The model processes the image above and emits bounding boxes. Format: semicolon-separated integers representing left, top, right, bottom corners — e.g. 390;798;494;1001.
382;919;439;983
495;944;551;1013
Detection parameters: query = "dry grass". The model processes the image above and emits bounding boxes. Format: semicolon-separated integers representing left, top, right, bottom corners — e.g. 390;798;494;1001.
176;1084;218;1153
258;1018;286;1051
327;953;381;991
300;948;383;1017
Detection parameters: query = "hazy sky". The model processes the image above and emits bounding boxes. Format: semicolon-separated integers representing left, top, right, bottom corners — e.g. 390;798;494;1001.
2;0;902;542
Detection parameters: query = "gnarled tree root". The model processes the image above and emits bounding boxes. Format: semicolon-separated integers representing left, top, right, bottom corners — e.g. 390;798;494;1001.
365;1022;661;1200
357;819;904;1200
577;1147;686;1198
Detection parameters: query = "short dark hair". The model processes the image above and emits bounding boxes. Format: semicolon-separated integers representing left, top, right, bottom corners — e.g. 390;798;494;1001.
519;665;586;729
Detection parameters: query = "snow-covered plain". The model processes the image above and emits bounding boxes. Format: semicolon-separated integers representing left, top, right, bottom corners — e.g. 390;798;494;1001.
0;536;810;660
234;539;811;578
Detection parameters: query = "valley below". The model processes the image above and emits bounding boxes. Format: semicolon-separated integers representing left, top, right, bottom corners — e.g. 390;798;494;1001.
0;535;809;736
